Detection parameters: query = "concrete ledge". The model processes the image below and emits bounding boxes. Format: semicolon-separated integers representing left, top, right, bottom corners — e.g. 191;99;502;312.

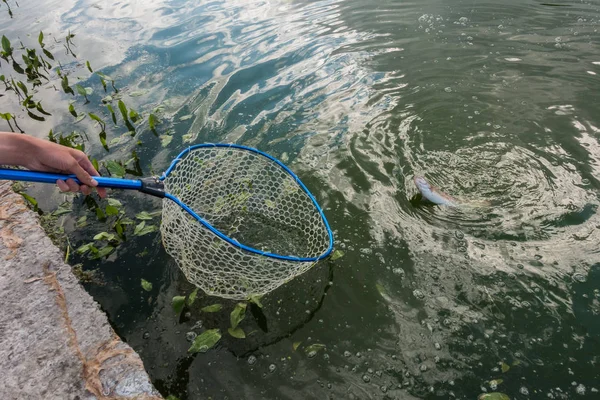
0;181;162;400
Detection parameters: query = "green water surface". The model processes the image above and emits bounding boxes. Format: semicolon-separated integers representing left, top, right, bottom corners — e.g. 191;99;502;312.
2;0;600;398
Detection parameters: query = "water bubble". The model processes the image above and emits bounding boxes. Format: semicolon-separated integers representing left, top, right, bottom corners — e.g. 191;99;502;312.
434;342;441;350
520;387;529;395
576;384;586;395
444;87;452;93
307;350;318;358
393;268;405;276
413;289;426;299
573;273;587;283
455;230;465;239
268;363;277;373
248;355;257;365
362;375;371;383
192;320;203;330
344;351;352;357
143;332;150;340
459;17;469;24
185;331;197;342
380;385;388;393
517;264;524;269
420;364;428;372
356;352;362;358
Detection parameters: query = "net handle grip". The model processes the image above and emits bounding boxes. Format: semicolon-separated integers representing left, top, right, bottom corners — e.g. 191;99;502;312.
0;168;148;191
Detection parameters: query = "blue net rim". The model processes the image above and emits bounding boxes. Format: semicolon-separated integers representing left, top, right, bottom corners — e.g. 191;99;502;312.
159;143;334;262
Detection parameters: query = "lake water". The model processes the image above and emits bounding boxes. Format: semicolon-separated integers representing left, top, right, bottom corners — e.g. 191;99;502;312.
2;0;600;398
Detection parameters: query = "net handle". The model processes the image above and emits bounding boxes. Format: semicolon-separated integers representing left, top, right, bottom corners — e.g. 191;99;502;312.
0;168;166;198
161;143;334;261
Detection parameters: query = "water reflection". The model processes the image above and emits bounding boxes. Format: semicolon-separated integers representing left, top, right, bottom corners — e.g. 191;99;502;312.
4;0;600;398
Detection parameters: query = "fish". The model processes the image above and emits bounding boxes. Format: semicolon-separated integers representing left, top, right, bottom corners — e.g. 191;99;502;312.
413;176;459;206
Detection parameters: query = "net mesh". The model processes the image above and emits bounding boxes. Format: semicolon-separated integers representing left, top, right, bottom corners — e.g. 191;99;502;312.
161;146;331;299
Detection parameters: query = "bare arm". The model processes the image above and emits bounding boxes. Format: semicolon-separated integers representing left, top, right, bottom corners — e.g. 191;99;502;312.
0;132;107;198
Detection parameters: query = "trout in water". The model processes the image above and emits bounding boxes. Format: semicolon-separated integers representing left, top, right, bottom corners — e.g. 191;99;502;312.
413;176;459;206
413;176;491;208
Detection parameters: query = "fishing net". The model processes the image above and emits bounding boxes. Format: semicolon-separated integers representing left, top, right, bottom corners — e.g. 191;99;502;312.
160;145;332;300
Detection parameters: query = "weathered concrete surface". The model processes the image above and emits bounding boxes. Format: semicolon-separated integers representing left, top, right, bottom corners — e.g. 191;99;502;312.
0;181;163;400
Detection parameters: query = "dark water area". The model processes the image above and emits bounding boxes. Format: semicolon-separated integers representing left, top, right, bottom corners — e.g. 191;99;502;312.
2;0;600;398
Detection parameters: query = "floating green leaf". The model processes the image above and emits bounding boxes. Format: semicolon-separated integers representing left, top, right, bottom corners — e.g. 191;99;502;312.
75;84;87;97
188;329;221;354
501;362;510;373
129;108;140;123
330;249;344;260
96;206;106;221
134;221;157;236
105;160;125;178
230;302;247;330
75;114;86;123
135;211;154;220
105;205;119;216
104;104;115;125
76;216;87;228
86;60;93;73
90;245;115;260
68;103;77;117
166;396;181;400
160;135;173;147
118;100;128;122
38;31;44;48
129;90;147;97
61;75;74;95
2;35;12;55
89;112;105;127
76;243;95;255
248;294;263;308
107;198;122;207
201;304;222;313
179;114;193;121
51;202;72;217
478;393;510;400
172;295;186;314
293;341;301;351
149;113;158;130
187;288;199;306
93;232;116;241
228;327;246;339
304;343;326;355
182;133;194;143
141;279;153;292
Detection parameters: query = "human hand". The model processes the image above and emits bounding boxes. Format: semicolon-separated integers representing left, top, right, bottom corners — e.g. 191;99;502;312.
24;138;108;198
0;132;107;198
